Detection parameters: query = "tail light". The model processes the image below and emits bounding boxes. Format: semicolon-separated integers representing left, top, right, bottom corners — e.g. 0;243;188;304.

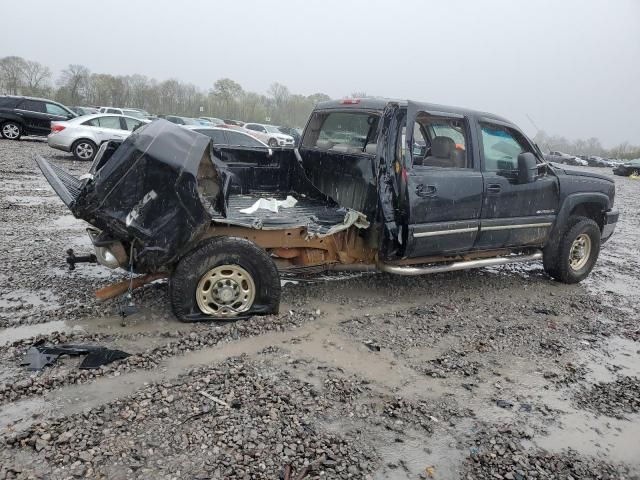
51;124;66;133
340;98;360;104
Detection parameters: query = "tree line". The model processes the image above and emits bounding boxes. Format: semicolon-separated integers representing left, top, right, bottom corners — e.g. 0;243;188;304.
1;55;639;158
0;56;331;128
533;130;640;161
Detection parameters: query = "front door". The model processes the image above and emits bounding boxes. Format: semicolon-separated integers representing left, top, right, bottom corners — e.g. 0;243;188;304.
403;102;483;258
475;121;559;249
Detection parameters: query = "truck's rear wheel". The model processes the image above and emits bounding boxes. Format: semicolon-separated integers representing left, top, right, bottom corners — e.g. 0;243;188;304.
170;237;281;321
544;216;600;284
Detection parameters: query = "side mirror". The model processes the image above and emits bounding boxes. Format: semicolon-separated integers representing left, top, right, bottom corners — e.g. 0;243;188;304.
518;152;537;184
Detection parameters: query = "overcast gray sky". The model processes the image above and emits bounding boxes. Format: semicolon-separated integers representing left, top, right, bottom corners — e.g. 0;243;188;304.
2;0;638;145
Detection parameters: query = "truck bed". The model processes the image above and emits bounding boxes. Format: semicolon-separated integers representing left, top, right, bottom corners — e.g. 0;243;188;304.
211;192;353;235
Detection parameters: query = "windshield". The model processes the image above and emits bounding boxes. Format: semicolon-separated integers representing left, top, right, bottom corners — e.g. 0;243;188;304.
302;111;379;153
263;125;281;134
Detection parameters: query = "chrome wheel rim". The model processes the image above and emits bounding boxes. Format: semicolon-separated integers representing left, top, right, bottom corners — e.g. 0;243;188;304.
2;123;19;139
196;265;255;317
75;142;94;159
569;233;591;271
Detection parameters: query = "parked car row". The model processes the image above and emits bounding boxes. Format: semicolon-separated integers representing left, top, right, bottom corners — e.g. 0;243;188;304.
613;159;640;177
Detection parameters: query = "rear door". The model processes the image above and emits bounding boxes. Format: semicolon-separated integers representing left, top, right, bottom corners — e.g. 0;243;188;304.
475;120;559;249
15;99;50;135
93;116;128;143
402;102;483;258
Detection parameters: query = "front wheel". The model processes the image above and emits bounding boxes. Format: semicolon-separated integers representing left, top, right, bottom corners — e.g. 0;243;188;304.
544;216;601;284
170;236;281;321
1;121;22;140
268;138;278;147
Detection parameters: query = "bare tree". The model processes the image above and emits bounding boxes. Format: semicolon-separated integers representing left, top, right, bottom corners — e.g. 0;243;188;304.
22;60;51;96
57;64;90;104
0;56;28;95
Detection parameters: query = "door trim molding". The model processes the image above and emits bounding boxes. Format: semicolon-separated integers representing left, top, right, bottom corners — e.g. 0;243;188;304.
414;227;478;238
480;222;552;232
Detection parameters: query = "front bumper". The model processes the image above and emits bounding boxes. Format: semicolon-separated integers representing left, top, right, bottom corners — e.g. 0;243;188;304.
601;209;619;243
278;139;294;147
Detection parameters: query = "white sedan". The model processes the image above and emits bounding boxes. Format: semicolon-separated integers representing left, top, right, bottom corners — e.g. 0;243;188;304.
243;123;294;147
48;114;149;161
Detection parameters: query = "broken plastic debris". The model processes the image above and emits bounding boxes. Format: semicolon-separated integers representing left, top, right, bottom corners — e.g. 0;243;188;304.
19;344;130;370
239;195;297;214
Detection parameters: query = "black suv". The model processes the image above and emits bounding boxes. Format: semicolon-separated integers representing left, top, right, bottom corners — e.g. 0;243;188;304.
0;96;76;140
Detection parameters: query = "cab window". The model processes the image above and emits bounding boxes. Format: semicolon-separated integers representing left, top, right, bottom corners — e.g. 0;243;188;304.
409;114;469;168
480;123;533;171
301;111;379;155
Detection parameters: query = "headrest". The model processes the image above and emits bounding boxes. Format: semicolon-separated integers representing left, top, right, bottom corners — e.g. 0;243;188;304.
364;143;377;154
431;136;455;158
316;140;334;150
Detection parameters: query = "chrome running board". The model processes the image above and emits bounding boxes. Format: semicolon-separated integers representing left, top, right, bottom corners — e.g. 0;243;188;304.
378;251;543;276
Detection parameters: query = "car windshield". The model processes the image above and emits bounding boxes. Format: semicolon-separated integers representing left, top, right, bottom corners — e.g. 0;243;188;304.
182;117;201;125
263;125;281;134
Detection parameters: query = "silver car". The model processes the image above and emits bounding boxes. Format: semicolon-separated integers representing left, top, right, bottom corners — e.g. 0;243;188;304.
48;113;149;161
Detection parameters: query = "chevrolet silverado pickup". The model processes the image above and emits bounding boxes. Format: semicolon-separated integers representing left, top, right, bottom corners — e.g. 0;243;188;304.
36;98;619;321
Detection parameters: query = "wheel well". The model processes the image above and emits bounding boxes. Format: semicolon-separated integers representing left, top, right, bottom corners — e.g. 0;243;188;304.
72;138;97;148
570;203;605;230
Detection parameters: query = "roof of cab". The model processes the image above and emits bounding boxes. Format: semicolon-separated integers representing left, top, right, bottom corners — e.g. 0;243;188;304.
315;98;513;125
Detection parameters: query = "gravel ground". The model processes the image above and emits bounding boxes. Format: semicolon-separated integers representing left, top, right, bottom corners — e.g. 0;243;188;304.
0;137;639;479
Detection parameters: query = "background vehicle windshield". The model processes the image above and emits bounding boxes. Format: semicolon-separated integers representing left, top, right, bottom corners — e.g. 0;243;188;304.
263;125;281;134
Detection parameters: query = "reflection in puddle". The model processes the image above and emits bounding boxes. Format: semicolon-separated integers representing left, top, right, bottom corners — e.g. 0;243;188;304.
0;320;81;346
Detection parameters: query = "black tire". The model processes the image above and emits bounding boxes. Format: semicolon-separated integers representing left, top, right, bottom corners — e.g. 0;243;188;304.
544;216;600;284
268;138;278;147
71;139;98;161
170;236;281;322
1;121;22;140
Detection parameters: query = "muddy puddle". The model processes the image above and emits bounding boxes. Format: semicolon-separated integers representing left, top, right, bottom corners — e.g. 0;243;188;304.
0;289;59;312
0;320;80;346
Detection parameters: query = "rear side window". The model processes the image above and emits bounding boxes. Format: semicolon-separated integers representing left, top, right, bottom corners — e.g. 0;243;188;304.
480;123;533;171
195;129;227;144
226;131;264;147
18;99;45;113
0;97;19;108
301;111;379;155
123;117;143;131
85;116;122;129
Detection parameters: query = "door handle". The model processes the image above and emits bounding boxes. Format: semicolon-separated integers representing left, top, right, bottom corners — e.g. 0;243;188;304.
487;184;502;194
416;184;437;197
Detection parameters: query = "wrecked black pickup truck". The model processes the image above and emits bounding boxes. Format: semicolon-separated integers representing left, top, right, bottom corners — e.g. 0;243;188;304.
36;98;619;321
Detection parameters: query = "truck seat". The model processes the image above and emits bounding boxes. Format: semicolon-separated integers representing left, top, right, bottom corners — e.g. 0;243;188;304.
424;136;457;168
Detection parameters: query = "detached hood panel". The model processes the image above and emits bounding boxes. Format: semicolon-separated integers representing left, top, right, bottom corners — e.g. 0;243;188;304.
37;120;213;271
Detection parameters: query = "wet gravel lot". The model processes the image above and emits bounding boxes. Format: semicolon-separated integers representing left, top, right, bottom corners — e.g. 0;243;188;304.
0;137;639;479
